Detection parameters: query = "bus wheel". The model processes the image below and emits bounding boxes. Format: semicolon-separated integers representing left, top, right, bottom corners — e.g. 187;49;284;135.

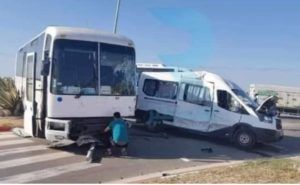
234;128;256;149
145;111;162;132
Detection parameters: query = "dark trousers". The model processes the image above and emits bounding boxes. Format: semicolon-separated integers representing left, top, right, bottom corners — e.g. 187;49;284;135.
101;132;128;148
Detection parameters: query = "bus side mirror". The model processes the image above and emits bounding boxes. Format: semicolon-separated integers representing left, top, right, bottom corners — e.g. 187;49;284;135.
41;60;50;76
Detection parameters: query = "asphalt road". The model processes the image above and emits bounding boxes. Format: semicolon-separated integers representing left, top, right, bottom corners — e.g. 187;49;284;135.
0;118;299;183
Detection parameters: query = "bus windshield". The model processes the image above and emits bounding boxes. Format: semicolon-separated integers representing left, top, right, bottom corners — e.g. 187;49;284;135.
51;39;135;96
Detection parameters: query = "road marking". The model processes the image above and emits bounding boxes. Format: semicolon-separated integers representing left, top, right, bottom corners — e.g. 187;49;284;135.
0;139;33;147
180;158;190;162
0;134;18;139
0;131;14;135
0;161;101;183
0;151;75;170
0;145;48;157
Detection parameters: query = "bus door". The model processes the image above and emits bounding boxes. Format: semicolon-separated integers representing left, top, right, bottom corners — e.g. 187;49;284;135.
24;52;37;137
174;81;214;132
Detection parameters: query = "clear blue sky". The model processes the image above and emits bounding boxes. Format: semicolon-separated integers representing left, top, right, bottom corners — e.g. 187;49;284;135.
0;0;299;89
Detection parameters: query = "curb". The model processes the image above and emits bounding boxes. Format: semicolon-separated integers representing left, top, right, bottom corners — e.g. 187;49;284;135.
107;154;300;184
106;160;244;184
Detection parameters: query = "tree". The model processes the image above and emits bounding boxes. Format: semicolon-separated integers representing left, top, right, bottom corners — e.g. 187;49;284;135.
0;77;22;116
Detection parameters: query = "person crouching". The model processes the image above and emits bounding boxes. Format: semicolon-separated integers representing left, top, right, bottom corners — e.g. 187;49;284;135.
103;112;129;156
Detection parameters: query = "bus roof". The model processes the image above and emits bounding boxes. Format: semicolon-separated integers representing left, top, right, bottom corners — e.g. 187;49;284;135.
19;26;134;50
136;63;167;69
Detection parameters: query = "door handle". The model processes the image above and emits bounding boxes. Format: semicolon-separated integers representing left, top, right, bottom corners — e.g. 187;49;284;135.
204;109;210;112
214;110;219;112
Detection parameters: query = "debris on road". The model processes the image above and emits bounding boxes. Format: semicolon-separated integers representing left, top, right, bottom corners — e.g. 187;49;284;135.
12;127;31;138
201;147;213;153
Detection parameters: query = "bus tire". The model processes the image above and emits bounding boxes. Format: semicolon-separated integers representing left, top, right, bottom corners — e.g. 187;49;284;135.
145;111;162;132
234;128;256;149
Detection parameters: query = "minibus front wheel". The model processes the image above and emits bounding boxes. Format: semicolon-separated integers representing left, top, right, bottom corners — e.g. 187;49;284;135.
234;128;256;149
145;110;162;132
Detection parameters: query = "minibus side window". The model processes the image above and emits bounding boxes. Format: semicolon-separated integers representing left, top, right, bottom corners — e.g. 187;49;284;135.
143;79;158;96
217;90;242;113
143;79;177;100
184;84;211;106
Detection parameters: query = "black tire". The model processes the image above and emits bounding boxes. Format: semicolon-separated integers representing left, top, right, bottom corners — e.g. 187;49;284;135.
144;111;162;132
234;128;256;149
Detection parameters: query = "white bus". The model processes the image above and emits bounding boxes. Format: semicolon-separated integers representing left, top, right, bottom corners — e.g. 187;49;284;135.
15;26;136;142
136;71;283;149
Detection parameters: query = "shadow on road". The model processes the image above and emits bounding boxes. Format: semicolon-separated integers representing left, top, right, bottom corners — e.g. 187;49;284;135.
50;120;300;163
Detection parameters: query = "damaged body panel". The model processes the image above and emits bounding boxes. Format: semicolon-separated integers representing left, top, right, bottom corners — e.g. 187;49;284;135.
136;71;283;149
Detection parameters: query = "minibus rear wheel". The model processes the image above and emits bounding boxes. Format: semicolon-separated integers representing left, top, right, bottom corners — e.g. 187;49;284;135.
234;128;256;149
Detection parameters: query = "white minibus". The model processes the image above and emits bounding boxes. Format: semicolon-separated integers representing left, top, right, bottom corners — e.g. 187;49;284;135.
136;71;283;148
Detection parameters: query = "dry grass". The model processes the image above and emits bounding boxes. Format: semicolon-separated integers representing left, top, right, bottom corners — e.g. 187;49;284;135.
0;117;23;128
145;158;300;184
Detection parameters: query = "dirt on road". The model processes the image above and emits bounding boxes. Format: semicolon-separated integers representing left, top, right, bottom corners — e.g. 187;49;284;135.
0;117;23;131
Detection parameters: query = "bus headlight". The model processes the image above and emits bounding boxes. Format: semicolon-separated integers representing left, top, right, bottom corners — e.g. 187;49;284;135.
48;121;66;131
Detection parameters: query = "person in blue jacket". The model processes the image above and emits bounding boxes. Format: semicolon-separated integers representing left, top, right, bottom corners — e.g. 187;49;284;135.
103;112;129;155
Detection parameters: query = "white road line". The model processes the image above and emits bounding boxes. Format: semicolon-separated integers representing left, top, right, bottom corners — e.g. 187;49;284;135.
0;151;75;170
0;134;18;139
0;139;33;147
0;161;101;183
0;145;48;157
0;131;14;135
180;158;190;162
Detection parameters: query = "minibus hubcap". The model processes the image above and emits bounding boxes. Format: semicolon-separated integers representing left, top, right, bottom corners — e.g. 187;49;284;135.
239;133;250;144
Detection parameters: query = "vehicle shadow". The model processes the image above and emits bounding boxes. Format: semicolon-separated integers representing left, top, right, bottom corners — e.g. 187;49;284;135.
50;124;300;162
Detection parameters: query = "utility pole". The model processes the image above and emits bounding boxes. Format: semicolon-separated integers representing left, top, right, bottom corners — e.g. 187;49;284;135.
113;0;121;34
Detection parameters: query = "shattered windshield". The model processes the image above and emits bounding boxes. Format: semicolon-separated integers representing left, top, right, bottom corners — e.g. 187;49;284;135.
232;89;258;110
100;43;135;96
226;80;258;110
51;39;136;96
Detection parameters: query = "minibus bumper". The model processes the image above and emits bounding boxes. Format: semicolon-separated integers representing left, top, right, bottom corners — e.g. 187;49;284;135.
254;128;283;143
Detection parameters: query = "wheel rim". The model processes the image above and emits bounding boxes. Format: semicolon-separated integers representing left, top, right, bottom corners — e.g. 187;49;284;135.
239;133;251;145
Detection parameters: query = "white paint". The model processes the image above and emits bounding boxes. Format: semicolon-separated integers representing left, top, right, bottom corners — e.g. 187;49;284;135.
180;158;190;162
0;151;74;170
0;161;101;183
0;145;48;157
0;134;17;139
0;139;33;147
0;132;14;135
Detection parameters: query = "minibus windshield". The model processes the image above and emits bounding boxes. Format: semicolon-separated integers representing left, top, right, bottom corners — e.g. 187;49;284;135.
51;39;135;96
232;89;258;110
225;80;258;110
